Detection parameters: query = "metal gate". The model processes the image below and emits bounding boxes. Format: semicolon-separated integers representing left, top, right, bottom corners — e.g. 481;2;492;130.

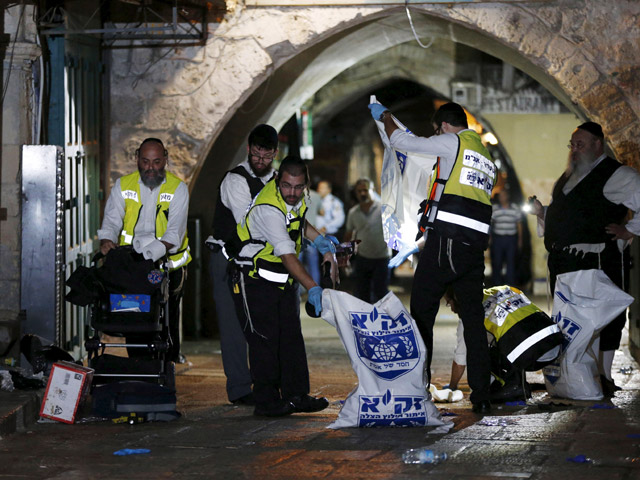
47;35;103;358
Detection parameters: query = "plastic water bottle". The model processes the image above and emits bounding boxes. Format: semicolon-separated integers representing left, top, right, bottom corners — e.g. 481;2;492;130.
402;448;448;464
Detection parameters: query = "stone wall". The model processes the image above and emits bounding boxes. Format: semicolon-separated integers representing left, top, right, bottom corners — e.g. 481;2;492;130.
109;0;640;189
0;5;40;357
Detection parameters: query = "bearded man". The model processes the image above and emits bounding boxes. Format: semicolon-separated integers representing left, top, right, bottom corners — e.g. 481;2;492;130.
528;122;640;395
98;137;191;363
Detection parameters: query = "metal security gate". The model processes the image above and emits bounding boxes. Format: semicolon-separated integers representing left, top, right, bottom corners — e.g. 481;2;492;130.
47;34;103;358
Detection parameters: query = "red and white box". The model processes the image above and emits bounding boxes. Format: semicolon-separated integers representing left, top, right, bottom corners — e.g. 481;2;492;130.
40;361;94;424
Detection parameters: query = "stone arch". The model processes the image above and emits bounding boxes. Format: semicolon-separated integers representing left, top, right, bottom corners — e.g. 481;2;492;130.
109;1;640;218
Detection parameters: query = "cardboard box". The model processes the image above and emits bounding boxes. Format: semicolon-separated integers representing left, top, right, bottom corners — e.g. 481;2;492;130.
40;361;94;424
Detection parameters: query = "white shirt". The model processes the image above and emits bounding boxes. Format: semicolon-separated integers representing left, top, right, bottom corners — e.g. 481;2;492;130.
537;153;640;250
221;159;275;223
390;128;467;224
97;173;189;254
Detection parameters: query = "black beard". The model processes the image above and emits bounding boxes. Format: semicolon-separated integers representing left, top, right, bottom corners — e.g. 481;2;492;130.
248;154;270;178
140;168;166;189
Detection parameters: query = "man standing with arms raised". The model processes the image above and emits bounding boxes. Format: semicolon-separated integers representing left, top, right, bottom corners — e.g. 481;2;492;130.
372;102;496;414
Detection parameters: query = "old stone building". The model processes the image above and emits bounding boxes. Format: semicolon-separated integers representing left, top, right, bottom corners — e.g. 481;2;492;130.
2;0;640;359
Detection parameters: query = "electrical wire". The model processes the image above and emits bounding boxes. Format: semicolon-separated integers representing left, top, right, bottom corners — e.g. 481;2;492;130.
1;1;26;107
405;1;434;50
34;32;44;144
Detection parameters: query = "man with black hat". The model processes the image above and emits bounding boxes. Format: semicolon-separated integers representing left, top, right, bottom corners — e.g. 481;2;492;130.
529;121;640;395
205;124;278;406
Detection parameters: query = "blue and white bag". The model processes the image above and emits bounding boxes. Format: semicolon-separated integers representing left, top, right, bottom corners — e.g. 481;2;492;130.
322;290;448;429
543;269;633;400
371;95;436;251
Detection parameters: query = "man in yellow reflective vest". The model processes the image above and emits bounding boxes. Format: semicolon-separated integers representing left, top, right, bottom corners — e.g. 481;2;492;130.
372;101;496;414
233;156;338;417
445;285;563;401
98;138;191;363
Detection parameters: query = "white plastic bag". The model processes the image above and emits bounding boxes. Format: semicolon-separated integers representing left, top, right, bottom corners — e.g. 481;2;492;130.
322;290;448;429
543;269;633;400
371;96;436;251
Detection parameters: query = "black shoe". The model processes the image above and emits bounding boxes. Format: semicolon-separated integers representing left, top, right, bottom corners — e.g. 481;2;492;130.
600;375;621;397
490;380;531;403
231;393;255;406
472;400;492;414
253;400;295;417
288;395;329;413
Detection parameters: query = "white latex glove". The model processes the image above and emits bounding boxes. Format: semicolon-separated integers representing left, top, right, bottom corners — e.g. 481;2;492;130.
142;239;166;262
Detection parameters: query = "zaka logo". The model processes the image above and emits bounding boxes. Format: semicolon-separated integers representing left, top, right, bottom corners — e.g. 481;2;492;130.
357;389;427;427
395;151;407;175
159;193;173;203
552;311;581;353
122;190;138;202
350;307;420;380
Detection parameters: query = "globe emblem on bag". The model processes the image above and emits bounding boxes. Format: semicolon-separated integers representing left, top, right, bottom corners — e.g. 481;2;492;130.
351;308;420;380
373;341;396;361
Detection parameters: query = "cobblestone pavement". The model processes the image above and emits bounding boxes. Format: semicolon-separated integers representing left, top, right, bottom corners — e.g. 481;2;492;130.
1;287;640;479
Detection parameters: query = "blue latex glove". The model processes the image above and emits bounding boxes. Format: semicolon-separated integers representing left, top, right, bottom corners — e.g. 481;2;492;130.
308;286;323;316
388;242;419;268
313;235;338;255
326;234;339;246
368;103;388;121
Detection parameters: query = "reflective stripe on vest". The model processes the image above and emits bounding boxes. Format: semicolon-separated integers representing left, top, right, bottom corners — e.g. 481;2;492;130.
257;268;289;284
506;324;561;364
236;179;307;287
119;171;191;271
436;210;490;234
424;130;495;244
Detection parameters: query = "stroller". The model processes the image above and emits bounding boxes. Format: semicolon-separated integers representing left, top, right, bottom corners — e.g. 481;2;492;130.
78;246;175;388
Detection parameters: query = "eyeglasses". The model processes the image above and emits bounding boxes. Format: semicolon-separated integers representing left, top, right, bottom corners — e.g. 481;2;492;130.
249;147;276;162
280;182;306;192
567;141;586;150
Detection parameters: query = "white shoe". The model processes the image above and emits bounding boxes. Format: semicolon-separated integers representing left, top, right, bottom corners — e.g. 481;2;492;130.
429;384;453;402
448;389;464;402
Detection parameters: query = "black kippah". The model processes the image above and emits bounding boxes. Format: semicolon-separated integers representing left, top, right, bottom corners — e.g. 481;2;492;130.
577;121;604;139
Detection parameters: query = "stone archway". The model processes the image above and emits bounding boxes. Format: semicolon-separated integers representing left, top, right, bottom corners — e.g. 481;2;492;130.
110;1;640;206
106;0;640;339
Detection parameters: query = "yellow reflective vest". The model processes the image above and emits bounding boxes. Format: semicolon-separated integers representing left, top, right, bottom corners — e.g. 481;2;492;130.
236;178;306;287
483;285;562;369
422;130;496;247
119;171;191;271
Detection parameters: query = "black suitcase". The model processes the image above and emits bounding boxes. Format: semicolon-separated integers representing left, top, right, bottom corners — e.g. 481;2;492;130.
92;380;180;421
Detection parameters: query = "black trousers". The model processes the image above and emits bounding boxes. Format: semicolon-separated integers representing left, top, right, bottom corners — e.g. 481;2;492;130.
410;230;491;404
548;243;630;351
234;275;310;405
